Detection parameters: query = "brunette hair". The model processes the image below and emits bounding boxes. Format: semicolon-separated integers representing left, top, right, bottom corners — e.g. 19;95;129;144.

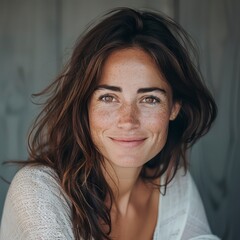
27;7;217;240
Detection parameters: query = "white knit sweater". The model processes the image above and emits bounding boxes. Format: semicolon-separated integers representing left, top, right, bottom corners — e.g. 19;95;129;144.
0;166;220;240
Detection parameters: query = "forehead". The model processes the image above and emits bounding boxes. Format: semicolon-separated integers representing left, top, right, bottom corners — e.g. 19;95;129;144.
102;48;159;74
99;48;170;90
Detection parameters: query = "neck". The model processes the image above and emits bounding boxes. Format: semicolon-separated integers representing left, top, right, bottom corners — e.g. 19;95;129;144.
102;161;142;216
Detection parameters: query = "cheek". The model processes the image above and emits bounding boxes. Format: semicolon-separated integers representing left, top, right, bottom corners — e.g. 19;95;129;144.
146;112;171;152
89;107;116;136
142;107;171;132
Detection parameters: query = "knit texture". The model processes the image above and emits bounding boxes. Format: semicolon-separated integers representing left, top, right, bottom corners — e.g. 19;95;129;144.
0;166;220;240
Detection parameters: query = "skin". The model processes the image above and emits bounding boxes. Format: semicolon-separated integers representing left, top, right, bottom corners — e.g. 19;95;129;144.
88;48;180;239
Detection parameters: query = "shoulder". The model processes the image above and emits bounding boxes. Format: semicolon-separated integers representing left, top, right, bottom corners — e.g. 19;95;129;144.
0;165;73;240
153;168;220;240
5;165;70;208
178;171;220;239
9;165;59;189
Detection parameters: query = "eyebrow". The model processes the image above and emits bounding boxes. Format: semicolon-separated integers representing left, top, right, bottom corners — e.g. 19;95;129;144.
95;85;166;95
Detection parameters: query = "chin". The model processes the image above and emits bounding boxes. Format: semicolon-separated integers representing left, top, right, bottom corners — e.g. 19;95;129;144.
109;156;148;168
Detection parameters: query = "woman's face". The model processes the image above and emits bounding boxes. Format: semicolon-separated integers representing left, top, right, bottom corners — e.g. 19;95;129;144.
88;48;180;169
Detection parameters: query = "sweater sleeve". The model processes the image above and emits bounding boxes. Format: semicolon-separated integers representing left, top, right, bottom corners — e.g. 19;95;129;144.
0;166;74;240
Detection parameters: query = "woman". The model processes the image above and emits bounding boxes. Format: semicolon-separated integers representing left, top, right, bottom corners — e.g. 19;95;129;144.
0;7;220;240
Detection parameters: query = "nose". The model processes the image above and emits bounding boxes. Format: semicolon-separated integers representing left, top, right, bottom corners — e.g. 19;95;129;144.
117;103;140;130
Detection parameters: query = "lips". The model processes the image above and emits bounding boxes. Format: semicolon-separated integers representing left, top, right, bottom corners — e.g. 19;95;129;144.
109;137;146;147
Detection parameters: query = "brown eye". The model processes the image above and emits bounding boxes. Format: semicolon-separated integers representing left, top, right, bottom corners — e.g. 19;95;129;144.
141;96;160;105
99;94;116;103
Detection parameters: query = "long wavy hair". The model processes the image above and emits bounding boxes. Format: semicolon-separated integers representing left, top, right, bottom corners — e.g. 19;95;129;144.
26;7;217;240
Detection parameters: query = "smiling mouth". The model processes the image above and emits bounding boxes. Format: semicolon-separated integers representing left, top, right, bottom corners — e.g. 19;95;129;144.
110;137;146;147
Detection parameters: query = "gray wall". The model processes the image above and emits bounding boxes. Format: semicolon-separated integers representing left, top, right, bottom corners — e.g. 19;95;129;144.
0;1;239;239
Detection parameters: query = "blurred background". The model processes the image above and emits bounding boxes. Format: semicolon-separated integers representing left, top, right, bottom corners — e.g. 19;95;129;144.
0;0;239;239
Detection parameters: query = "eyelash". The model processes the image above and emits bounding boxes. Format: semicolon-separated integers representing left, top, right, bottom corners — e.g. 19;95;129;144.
98;94;117;103
98;94;160;105
141;96;161;105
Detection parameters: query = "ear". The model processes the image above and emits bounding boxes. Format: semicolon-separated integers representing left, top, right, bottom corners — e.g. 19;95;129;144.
169;101;181;121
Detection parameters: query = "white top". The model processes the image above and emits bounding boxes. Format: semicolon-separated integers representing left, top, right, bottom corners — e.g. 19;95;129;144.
0;166;220;240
